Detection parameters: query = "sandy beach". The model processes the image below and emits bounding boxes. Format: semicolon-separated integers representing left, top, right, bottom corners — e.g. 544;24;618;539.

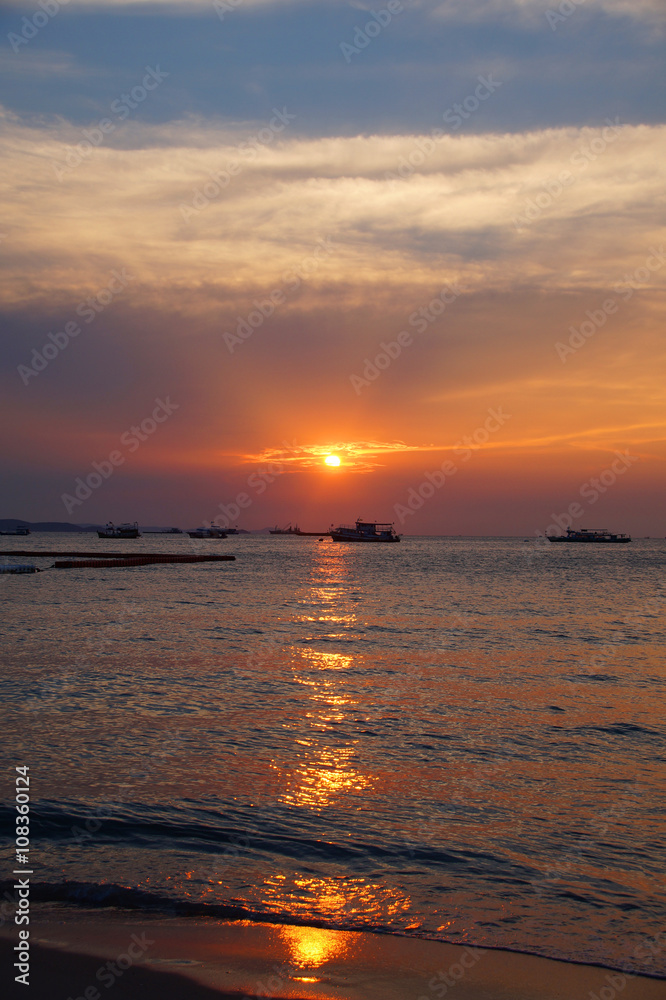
3;909;665;1000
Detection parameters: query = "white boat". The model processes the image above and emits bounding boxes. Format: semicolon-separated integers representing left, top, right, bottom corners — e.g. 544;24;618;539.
187;525;228;539
330;519;400;543
97;522;141;539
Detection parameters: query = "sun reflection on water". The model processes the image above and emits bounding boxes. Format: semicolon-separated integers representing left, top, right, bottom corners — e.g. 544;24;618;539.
270;647;374;810
279;923;344;969
263;874;413;939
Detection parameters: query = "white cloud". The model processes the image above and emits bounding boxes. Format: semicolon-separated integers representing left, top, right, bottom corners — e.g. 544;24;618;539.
430;0;665;25
13;0;658;21
0;110;664;309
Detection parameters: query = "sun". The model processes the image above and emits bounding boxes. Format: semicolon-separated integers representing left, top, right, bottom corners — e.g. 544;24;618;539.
324;454;341;467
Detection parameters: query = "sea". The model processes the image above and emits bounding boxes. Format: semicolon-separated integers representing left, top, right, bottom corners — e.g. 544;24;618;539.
1;533;665;978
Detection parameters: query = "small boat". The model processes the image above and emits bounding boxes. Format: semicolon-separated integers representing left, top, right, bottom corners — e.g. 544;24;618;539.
187;525;228;539
547;527;631;543
0;526;30;536
330;519;401;543
97;521;141;539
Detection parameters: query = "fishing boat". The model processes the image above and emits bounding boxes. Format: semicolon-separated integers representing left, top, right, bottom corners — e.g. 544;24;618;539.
330;519;401;543
0;526;30;536
187;525;228;539
547;527;631;543
97;522;141;539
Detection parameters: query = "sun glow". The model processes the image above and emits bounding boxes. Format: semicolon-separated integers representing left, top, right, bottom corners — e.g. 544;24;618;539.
324;454;341;466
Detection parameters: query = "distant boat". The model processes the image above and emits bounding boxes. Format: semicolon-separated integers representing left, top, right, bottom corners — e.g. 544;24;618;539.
330;519;401;543
97;522;141;539
0;526;30;536
547;527;631;543
187;526;227;539
269;523;328;536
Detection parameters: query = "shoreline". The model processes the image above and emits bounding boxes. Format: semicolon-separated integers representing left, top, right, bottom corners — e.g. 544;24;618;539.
3;909;666;1000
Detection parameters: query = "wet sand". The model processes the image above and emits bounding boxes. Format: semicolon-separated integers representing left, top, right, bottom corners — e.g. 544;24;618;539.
2;910;665;1000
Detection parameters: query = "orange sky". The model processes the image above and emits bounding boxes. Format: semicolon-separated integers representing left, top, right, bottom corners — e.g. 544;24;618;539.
1;35;665;532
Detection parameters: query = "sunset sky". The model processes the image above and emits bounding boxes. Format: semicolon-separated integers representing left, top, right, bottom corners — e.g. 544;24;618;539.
1;0;664;534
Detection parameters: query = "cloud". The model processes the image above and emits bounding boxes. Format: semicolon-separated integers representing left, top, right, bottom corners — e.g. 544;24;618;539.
246;439;413;472
6;0;660;26
0;50;83;78
6;0;314;9
0;109;664;313
430;0;665;25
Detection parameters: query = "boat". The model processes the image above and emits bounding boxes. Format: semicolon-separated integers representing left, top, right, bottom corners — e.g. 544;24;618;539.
97;522;141;539
269;523;329;536
187;525;227;539
330;519;401;543
547;527;631;543
0;526;30;536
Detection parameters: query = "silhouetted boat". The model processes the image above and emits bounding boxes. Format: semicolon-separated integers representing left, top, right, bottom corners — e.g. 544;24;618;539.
187;525;227;539
98;522;141;539
0;526;30;536
330;519;400;543
547;527;631;543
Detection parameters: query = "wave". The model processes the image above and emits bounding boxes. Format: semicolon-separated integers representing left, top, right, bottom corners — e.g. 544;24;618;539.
3;880;664;981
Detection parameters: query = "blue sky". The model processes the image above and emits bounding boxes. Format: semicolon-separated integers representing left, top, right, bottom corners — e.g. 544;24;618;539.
2;1;664;132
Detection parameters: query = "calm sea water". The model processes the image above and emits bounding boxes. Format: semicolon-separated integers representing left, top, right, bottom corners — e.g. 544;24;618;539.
1;533;665;976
